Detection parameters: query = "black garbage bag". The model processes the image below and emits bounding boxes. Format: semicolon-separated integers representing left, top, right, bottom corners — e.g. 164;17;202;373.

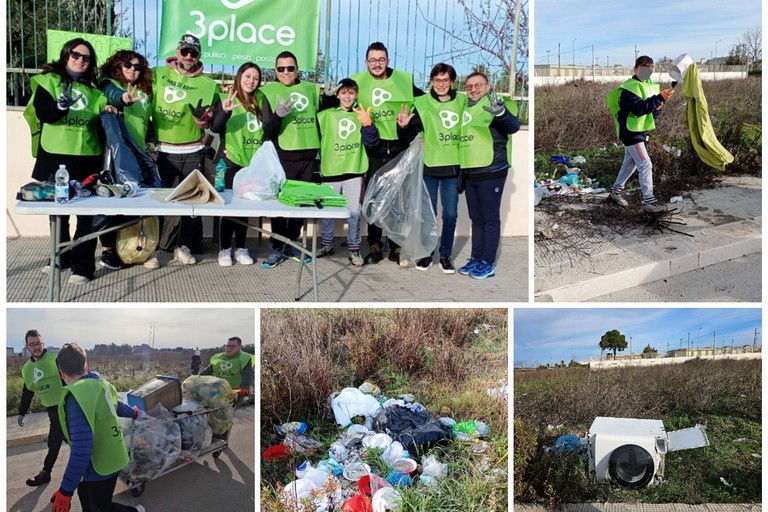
100;111;160;187
374;405;433;434
396;421;452;456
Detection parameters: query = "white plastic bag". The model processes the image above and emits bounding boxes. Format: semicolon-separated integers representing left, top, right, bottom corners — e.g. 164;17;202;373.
331;387;383;427
422;455;448;479
233;141;286;200
362;135;438;262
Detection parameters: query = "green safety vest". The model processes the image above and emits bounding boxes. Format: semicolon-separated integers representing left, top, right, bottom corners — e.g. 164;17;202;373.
459;95;496;169
210;350;252;389
352;70;414;140
152;67;220;144
317;107;369;177
21;351;63;407
23;73;107;157
107;78;151;147
225;91;266;167
260;81;320;150
606;77;660;136
58;378;129;476
414;94;467;167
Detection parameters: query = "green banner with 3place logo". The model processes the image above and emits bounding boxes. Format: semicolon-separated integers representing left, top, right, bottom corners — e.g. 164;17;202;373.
47;30;133;67
158;0;320;69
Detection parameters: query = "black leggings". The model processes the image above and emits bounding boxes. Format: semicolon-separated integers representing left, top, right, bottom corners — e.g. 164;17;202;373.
43;405;65;473
76;473;138;512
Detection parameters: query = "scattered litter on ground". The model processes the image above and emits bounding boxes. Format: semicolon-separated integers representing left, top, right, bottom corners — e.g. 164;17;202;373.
486;380;508;401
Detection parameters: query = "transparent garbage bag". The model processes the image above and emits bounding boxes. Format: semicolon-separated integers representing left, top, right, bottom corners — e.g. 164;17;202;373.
172;399;209;453
209;405;235;435
361;135;438;263
182;375;236;409
120;404;181;481
233;141;286;200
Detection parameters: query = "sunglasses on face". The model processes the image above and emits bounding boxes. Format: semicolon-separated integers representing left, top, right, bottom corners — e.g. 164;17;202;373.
276;66;296;73
70;50;92;63
180;48;199;58
123;61;144;71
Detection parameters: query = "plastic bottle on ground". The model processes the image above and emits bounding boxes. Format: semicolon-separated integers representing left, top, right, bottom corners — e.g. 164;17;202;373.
55;165;69;204
215;158;226;192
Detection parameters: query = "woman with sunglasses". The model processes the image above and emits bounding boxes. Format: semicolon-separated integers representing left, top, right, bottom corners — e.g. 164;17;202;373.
25;38;116;285
95;50;159;271
209;62;265;267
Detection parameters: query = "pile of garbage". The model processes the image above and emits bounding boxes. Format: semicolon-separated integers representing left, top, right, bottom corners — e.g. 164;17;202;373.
263;383;495;512
535;155;606;206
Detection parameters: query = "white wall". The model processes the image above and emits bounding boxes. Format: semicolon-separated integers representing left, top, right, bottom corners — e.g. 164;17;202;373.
6;110;529;238
534;71;747;87
590;352;761;370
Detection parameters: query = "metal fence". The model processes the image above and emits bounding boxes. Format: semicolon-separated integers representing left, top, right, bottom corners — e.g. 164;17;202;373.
6;0;529;120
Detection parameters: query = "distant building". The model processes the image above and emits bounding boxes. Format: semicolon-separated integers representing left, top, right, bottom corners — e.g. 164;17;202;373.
7;347;15;357
666;344;757;358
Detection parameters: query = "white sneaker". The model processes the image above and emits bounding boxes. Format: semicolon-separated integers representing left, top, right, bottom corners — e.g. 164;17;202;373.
68;274;89;285
135;506;146;512
174;245;196;265
143;256;160;270
41;265;51;275
234;248;254;265
217;249;233;267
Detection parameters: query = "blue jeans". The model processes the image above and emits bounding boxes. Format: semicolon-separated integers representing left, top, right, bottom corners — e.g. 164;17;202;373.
423;176;458;258
464;174;506;265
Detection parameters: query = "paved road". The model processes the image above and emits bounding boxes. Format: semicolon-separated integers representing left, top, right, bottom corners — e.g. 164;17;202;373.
588;253;761;302
6;406;254;512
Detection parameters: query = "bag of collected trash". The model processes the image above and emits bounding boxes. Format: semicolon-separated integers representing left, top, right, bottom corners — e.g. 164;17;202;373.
116;217;160;264
331;388;383;427
100;111;161;188
233;141;286;200
172;399;209;452
182;375;236;408
120;404;181;481
374;404;432;434
361;135;438;263
395;421;452;456
208;404;235;435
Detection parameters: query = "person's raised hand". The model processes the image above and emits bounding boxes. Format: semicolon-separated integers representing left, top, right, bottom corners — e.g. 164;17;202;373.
396;104;414;128
188;99;212;120
482;91;506;116
275;95;296;118
354;103;374;127
222;90;240;112
660;89;675;101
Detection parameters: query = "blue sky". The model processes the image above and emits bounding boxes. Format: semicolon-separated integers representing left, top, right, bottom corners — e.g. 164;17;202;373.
534;0;762;67
514;308;762;366
7;308;255;351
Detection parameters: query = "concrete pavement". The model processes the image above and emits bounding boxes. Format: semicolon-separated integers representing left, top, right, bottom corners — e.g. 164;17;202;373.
535;176;761;302
6;406;254;511
6;236;528;302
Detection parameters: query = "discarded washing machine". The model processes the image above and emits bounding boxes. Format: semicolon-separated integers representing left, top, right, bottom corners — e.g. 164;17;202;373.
588;417;709;488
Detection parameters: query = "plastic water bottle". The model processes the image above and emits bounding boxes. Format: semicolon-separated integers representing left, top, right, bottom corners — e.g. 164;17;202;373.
55;165;69;204
214;158;226;192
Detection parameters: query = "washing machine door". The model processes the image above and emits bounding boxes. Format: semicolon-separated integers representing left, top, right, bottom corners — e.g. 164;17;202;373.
608;444;655;488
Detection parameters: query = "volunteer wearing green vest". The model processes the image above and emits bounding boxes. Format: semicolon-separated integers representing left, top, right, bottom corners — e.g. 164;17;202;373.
96;49;158;272
260;51;331;268
200;337;254;394
458;72;521;280
352;42;424;265
17;330;65;487
152;34;220;265
317;78;380;267
26;38;115;285
397;63;466;274
210;62;265;267
608;55;674;214
52;343;142;512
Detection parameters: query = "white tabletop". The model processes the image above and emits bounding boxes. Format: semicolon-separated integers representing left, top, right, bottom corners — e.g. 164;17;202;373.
15;188;349;219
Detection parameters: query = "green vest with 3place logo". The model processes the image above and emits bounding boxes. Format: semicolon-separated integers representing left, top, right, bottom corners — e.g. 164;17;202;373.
21;351;63;407
108;78;151;147
260;81;320;151
606;78;660;136
23;73;107;158
351;70;414;141
58;377;129;476
414;93;467;167
152;67;220;144
225;90;266;167
317;108;369;177
459;95;497;169
211;350;252;389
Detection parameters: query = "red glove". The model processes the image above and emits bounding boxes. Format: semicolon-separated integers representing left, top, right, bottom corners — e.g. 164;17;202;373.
51;489;72;512
133;406;141;419
236;388;249;396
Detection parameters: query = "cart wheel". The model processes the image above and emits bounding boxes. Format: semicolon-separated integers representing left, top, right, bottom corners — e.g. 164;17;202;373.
131;483;145;497
213;449;223;459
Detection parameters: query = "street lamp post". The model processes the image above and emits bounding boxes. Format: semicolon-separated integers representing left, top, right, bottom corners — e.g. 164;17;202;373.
546;49;551;66
714;39;722;78
572;38;577;76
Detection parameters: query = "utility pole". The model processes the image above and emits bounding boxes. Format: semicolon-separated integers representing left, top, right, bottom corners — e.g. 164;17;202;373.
546;49;551;66
558;43;561;76
509;0;522;95
687;332;691;357
713;331;716;359
754;328;759;350
634;45;638;62
572;38;577;75
629;336;632;362
591;45;595;80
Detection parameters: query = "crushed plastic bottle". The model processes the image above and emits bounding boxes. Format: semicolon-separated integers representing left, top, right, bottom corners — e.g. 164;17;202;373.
452;420;491;441
276;421;308;436
214;158;226;192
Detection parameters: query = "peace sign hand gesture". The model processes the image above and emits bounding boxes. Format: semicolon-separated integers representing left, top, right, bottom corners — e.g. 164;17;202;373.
353;102;373;127
222;90;240;112
396;103;414;128
121;84;141;106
